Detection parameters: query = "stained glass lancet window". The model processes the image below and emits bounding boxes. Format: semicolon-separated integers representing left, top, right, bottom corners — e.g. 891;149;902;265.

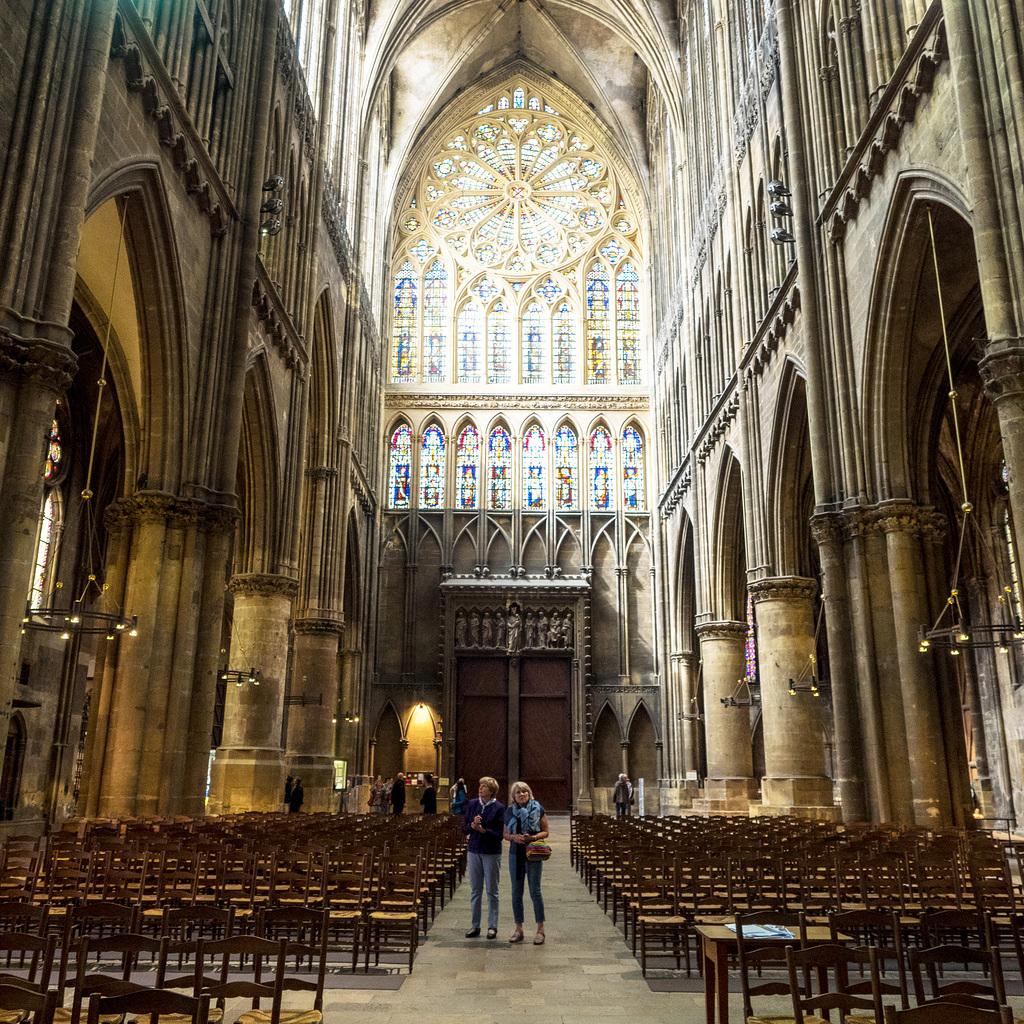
44;420;62;479
621;426;644;509
745;592;758;682
456;425;480;509
423;261;448;381
488;427;512;510
523;426;546;510
522;302;545;384
389;424;412;508
553;302;575;384
28;492;57;609
391;262;416;382
554;425;578;510
617;262;641;384
488;301;512;384
586;263;611;384
457;302;483;383
589;426;613;509
420;425;445;509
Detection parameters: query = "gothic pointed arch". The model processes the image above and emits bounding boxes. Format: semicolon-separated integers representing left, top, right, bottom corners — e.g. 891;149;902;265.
373;703;405;780
711;449;747;621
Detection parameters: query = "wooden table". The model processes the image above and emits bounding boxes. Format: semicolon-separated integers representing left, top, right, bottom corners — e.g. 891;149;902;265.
695;924;849;1024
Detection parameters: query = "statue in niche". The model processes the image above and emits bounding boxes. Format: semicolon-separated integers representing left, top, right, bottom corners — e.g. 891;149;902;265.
469;610;481;647
481;611;494;648
455;609;467;648
548;612;561;647
507;606;522;652
524;611;536;649
495;611;506;649
537;612;549;648
561;611;573;648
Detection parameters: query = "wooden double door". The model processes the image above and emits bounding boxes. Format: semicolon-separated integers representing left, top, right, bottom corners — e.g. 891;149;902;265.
455;655;572;811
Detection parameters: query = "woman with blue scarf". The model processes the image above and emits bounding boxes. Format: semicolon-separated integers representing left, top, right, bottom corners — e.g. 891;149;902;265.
503;781;549;944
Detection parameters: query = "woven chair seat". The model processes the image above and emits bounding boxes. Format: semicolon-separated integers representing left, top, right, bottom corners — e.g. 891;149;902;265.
238;1009;322;1024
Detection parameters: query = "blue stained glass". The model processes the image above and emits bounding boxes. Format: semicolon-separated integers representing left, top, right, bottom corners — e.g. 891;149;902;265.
523;302;545;384
456;425;480;509
589;426;613;510
553;301;575;384
457;302;483;383
622;425;644;509
420;425;446;509
537;278;563;303
423;261;448;381
488;301;512;384
390;424;412;509
513;87;525;108
617;262;641;385
488;427;512;510
586;263;611;384
391;261;417;382
554;426;578;510
523;426;546;510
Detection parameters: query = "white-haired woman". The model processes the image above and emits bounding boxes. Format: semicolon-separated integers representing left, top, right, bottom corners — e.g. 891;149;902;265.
503;781;549;944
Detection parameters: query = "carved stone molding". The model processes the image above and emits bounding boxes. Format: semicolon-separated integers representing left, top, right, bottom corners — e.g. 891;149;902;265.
748;576;818;604
386;393;649;412
0;314;78;393
873;501;946;538
979;345;1024;403
229;573;300;599
454;603;574;653
810;513;845;549
695;620;746;643
292;617;344;637
588;684;659;694
104;494;240;534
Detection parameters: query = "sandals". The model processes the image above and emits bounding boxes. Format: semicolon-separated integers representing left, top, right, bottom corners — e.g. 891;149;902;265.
487;928;498;940
509;931;525;943
533;932;545;945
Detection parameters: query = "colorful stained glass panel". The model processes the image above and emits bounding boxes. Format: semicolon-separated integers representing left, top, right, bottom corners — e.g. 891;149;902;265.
523;426;546;510
390;424;412;509
420;426;446;509
622;425;644;509
391;261;416;383
554;425;578;510
488;301;512;384
456;426;480;509
488;427;512;510
522;302;546;384
617;261;641;385
423;261;448;381
586;263;611;384
553;302;576;384
589;427;613;510
457;302;483;383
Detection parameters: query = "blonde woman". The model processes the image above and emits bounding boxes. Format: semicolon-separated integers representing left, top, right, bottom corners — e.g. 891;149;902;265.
503;781;549;944
462;776;505;939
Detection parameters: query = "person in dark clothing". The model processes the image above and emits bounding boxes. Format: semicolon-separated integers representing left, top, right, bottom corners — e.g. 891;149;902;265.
462;776;505;939
390;772;406;814
420;774;437;813
613;773;632;818
288;777;304;813
284;775;294;810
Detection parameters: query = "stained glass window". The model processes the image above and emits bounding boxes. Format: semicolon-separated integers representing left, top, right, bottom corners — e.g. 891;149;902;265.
457;302;483;383
589;426;613;509
44;420;62;479
423;261;448;381
745;592;758;682
523;426;546;510
28;491;56;609
617;262;641;384
553;301;576;384
488;427;512;510
456;425;480;509
420;425;445;509
513;87;525;108
391;261;416;382
622;425;644;509
554;425;578;510
522;302;546;383
586;263;611;384
488;302;512;384
389;424;412;509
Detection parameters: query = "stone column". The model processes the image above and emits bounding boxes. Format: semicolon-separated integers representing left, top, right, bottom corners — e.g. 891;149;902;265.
980;349;1024;557
749;577;836;818
695;621;757;810
286;617;342;812
875;503;951;825
208;573;297;813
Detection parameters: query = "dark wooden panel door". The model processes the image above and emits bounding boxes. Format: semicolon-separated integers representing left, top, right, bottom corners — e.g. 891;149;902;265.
519;658;571;811
456;657;508;799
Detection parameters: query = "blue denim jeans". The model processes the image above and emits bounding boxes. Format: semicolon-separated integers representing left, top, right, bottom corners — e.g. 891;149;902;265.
509;854;544;924
468;851;500;930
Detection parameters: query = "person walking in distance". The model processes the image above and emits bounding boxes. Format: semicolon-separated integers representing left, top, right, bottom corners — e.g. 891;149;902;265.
450;777;467;815
613;773;631;818
288;777;304;813
463;776;505;939
390;772;406;814
420;773;437;813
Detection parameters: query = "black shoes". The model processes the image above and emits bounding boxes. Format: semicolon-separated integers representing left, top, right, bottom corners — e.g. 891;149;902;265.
465;928;480;937
487;928;498;939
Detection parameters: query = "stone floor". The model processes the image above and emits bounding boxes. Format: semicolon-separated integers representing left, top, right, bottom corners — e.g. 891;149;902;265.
316;815;1024;1023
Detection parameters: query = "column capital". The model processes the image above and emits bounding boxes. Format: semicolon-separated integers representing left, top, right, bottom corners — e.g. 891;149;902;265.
979;343;1024;403
809;512;845;548
695;620;746;642
105;494;241;533
0;308;78;393
292;617;345;638
749;576;817;604
229;573;300;599
872;501;946;538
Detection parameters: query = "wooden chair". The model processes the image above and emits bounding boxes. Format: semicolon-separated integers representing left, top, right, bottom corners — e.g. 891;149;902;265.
248;909;329;1024
736;913;808;1024
0;980;58;1024
363;853;421;973
86;988;209;1024
198;936;287;1024
909;944;1010;1012
883;1004;1012;1023
828;909;910;1012
785;944;884;1024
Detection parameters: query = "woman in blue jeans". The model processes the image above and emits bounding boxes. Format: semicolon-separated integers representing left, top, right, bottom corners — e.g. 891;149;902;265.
462;776;505;939
504;781;549;944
